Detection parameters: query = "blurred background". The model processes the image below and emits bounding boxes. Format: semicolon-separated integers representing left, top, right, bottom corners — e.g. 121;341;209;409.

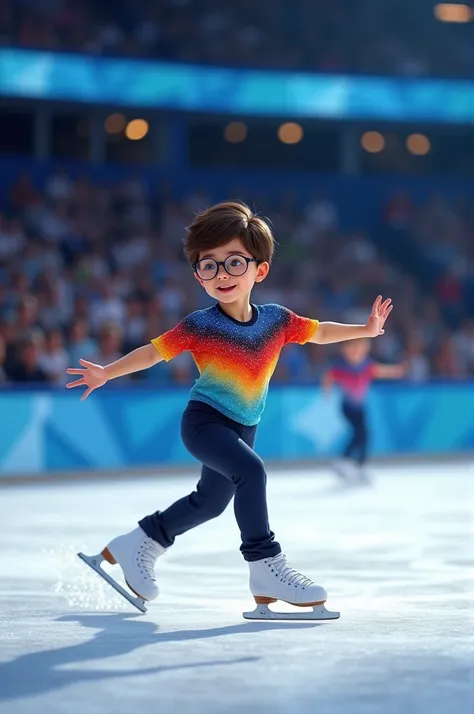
0;0;473;474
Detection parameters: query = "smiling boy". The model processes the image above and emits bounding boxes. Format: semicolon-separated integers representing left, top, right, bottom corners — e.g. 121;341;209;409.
67;201;392;619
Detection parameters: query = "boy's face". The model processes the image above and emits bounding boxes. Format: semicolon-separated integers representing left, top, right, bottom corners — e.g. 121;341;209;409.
194;237;269;303
342;339;370;364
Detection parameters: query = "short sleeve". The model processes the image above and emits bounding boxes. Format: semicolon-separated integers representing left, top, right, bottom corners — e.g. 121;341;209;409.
283;308;319;345
151;316;195;362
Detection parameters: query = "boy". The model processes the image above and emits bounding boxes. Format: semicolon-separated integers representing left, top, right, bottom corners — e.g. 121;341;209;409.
322;339;405;483
67;201;393;619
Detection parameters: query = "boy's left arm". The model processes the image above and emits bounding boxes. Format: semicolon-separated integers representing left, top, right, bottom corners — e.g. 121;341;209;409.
372;363;406;379
310;296;393;345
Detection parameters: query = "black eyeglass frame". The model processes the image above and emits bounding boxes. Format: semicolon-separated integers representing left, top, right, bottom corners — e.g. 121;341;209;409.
192;254;260;281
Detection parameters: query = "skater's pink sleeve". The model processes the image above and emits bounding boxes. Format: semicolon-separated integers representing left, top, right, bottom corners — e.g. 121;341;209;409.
151;316;196;362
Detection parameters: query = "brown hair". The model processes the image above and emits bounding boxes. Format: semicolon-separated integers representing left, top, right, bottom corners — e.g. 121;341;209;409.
183;201;275;266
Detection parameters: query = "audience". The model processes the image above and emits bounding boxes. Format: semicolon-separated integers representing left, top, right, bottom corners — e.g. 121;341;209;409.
1;0;471;78
0;168;472;387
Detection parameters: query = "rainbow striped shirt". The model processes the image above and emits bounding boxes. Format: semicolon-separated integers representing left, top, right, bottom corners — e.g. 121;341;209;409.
152;303;318;426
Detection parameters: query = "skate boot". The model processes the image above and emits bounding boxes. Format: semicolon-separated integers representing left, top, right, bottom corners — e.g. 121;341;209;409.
78;526;166;613
356;465;373;486
243;553;339;621
332;458;357;481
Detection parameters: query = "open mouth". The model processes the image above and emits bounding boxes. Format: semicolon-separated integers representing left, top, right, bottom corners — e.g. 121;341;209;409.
216;285;237;293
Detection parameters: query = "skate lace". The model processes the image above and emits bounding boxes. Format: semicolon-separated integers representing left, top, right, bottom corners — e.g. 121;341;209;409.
267;554;314;588
136;537;161;581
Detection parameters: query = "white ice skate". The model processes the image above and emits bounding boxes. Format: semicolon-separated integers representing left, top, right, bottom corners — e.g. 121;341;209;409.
332;458;357;481
356;466;373;486
243;553;340;621
78;526;166;613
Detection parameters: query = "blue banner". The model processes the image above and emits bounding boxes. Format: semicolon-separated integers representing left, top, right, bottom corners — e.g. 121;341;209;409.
0;49;473;123
0;383;472;476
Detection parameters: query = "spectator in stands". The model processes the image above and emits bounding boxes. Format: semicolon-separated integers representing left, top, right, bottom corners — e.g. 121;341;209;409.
91;322;124;367
0;168;471;384
452;319;474;376
0;335;7;384
433;333;466;378
7;332;48;383
0;0;471;78
37;328;70;384
68;319;98;365
123;298;147;352
404;334;431;383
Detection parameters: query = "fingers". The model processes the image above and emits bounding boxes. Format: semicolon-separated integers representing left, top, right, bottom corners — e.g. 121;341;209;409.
66;378;85;388
79;359;96;368
67;379;94;399
370;295;382;314
67;360;98;374
66;362;99;399
380;305;393;325
371;296;392;318
81;386;94;401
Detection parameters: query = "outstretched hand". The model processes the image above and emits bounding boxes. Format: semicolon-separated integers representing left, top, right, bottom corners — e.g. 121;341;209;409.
365;295;393;337
66;359;108;400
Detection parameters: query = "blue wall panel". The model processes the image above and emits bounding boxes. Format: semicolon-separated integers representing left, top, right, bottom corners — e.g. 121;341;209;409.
0;383;472;477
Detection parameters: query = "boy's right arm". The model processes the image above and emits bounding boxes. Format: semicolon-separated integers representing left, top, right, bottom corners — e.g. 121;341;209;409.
66;343;164;401
104;344;163;380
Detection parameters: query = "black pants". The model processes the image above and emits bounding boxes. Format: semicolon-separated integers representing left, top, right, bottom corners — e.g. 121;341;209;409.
139;401;281;562
342;401;368;465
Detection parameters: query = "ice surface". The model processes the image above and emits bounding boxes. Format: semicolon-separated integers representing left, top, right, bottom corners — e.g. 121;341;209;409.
0;463;472;714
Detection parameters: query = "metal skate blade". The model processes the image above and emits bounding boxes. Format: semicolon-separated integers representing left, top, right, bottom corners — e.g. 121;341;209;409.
242;603;340;621
77;552;147;613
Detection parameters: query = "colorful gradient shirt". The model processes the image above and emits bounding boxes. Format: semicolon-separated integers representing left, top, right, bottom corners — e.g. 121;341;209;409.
152;303;318;425
328;357;375;405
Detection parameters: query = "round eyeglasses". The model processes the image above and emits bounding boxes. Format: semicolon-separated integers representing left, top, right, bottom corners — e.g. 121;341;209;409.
193;254;260;281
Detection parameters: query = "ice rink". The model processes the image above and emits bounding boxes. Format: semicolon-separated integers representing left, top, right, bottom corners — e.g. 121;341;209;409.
1;463;472;714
